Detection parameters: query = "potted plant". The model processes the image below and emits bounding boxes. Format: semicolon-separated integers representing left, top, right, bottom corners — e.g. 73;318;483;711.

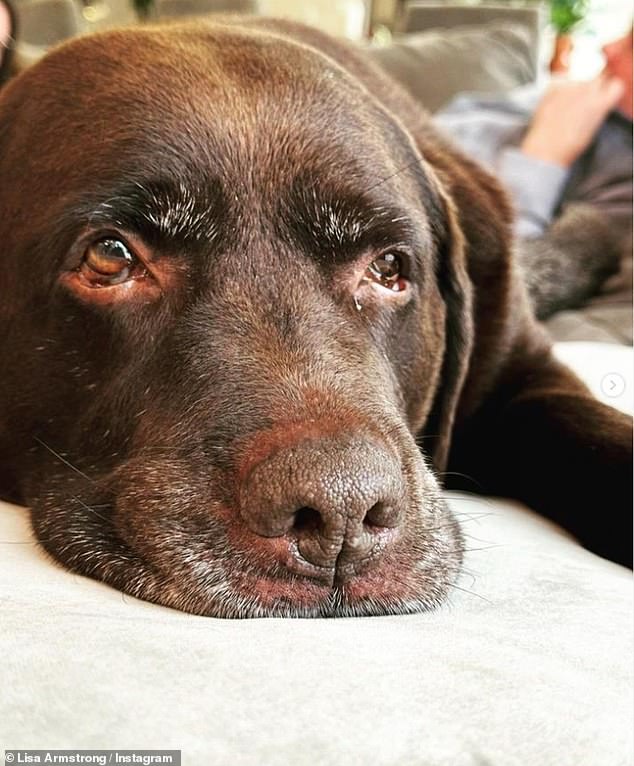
549;0;588;72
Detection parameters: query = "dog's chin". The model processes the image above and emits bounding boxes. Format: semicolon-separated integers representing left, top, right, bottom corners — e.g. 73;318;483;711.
104;548;465;619
32;489;464;619
151;575;461;619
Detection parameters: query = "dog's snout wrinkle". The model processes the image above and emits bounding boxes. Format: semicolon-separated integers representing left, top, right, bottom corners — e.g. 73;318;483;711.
239;435;405;574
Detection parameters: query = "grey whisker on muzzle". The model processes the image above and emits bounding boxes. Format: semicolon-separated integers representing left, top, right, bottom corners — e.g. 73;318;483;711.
437;471;485;491
444;509;497;520
33;436;98;486
455;567;478;590
69;494;112;525
448;582;494;605
461;544;503;553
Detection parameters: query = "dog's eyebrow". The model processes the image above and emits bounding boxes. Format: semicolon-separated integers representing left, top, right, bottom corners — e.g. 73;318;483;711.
279;180;422;261
69;178;225;250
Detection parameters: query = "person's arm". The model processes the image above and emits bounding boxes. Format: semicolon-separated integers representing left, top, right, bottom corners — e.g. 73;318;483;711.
497;148;569;239
503;76;629;317
498;76;625;238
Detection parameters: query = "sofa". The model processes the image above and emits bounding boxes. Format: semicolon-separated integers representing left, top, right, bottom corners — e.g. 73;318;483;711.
1;16;632;765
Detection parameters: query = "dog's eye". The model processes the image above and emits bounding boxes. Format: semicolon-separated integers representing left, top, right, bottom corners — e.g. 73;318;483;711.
365;253;406;291
80;238;139;285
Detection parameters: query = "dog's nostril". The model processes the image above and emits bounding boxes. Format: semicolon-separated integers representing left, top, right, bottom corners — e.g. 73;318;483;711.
292;506;322;534
240;435;407;571
364;502;399;529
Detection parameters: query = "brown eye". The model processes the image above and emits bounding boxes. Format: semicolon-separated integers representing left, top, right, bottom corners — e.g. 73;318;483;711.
80;238;138;286
365;252;406;291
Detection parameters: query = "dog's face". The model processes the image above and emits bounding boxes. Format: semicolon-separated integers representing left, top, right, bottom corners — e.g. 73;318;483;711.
0;23;470;617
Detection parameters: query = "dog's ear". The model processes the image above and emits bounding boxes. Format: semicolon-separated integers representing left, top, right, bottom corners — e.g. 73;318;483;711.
416;128;518;476
422;187;474;474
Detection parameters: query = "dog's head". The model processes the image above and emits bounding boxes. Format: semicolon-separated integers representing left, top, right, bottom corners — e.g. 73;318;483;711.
0;22;475;617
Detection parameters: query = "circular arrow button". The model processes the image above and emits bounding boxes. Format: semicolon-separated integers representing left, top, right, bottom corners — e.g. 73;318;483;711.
600;372;626;398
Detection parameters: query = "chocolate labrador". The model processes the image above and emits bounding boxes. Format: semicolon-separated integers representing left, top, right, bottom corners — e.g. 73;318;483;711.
0;18;630;617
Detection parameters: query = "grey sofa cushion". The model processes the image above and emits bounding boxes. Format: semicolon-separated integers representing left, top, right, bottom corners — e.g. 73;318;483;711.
396;2;540;45
366;22;536;113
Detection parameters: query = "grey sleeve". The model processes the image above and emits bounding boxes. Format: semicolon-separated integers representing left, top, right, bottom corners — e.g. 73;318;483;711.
496;147;570;239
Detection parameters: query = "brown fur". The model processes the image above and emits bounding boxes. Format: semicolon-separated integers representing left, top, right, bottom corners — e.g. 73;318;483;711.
0;18;630;618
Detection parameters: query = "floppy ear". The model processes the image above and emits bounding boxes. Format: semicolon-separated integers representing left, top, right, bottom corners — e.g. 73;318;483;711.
413;126;521;476
422;188;474;474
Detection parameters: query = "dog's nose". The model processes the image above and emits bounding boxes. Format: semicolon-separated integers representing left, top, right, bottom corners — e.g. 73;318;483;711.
239;436;406;574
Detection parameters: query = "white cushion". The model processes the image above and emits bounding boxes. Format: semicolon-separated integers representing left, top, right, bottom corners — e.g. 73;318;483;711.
553;341;633;415
1;341;632;764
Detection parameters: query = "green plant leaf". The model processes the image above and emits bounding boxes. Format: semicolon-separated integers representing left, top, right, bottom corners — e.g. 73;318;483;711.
549;0;589;34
